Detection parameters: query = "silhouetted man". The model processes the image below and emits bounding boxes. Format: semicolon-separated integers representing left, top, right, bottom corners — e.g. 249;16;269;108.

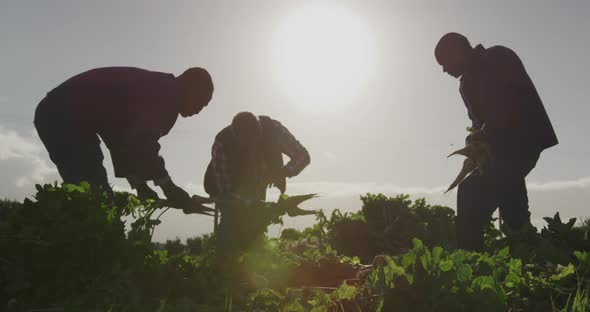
204;112;310;255
435;33;558;250
34;67;214;206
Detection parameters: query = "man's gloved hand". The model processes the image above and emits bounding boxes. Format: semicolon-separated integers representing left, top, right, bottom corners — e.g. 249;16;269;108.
136;182;159;200
160;180;192;208
465;133;472;145
269;177;286;194
466;124;488;144
268;167;289;194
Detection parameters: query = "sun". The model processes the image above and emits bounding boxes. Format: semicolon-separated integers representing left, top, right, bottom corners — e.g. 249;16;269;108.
271;5;375;109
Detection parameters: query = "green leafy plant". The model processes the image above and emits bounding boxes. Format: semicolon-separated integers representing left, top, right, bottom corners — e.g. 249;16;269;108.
1;184;589;311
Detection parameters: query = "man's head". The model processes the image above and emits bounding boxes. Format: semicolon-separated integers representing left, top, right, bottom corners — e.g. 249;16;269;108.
435;32;473;79
177;67;214;117
231;112;262;148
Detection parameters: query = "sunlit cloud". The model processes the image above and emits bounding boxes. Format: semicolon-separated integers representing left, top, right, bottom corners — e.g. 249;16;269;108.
0;126;58;199
286;181;445;197
181;177;590;201
527;177;590;191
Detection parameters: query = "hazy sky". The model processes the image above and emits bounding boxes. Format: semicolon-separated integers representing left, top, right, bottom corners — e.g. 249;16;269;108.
1;0;588;241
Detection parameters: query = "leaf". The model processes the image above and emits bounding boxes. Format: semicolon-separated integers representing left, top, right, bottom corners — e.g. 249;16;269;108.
445;158;478;193
497;246;510;258
412;238;424;249
504;272;521;288
405;273;414;284
334;282;359;301
63;183;85;194
432;246;443;265
401;252;417;269
472;276;496;292
450;251;466;266
551;264;575;281
566;217;577;229
283;302;306;312
439;259;454;272
310;306;329;312
376;298;385;312
456;263;473;282
508;258;522;274
421;253;431;271
279;193;318;209
383;257;406;286
574;251;589;263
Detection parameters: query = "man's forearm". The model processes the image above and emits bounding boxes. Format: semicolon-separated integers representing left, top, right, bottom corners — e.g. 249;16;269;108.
127;173;170;189
283;148;310;178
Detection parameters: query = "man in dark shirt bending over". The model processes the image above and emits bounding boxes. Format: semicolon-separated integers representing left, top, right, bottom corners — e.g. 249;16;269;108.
435;33;558;250
34;67;214;206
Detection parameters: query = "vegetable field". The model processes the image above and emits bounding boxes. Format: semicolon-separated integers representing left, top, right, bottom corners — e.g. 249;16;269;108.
1;184;589;311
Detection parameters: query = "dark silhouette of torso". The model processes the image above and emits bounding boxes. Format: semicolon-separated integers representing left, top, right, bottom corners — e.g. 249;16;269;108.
35;67;181;180
204;116;285;199
459;45;558;152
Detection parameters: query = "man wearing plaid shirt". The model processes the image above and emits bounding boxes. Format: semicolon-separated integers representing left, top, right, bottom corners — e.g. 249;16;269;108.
204;111;310;201
204;111;310;259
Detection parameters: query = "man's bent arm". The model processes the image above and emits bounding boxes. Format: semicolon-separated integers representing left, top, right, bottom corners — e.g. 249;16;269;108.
271;120;310;177
118;132;170;185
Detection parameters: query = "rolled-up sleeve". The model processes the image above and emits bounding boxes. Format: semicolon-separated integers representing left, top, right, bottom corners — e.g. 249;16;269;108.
271;120;310;177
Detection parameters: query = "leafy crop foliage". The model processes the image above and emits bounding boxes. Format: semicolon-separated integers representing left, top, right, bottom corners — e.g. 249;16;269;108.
1;184;589;311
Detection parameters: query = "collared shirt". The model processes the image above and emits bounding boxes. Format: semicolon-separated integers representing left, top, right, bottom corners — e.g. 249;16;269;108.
210;118;310;196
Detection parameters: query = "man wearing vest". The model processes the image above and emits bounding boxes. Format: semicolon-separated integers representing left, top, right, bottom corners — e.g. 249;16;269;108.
204;111;310;256
435;33;558;251
34;67;214;207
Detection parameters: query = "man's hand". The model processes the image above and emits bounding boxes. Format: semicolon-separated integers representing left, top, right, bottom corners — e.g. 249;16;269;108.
465;133;472;145
182;195;216;215
268;167;289;194
136;182;159;200
160;180;191;208
268;181;286;194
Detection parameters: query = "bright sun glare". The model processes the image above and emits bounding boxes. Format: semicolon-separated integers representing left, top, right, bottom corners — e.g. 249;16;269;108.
272;6;375;109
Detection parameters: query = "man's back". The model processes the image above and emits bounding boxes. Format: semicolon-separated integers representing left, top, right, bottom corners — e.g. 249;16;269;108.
460;45;558;151
44;67;181;139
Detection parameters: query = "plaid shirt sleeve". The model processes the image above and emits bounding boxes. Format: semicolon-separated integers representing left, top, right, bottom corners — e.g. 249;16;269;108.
270;119;310;177
211;140;232;195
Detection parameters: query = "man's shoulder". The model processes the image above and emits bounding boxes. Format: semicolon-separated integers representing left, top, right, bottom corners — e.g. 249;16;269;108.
85;66;165;74
70;67;172;82
258;115;274;123
483;45;520;63
487;45;514;53
259;115;282;128
215;125;234;141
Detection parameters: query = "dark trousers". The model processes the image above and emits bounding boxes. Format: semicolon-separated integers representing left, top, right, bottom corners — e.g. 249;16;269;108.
456;147;540;251
215;187;267;289
34;98;114;199
216;186;266;257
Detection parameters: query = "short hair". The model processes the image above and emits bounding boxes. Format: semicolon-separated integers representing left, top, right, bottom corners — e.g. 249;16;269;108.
435;32;471;60
179;67;214;93
232;111;260;134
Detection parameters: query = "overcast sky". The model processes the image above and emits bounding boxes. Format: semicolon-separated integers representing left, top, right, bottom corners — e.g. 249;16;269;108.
1;0;588;241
